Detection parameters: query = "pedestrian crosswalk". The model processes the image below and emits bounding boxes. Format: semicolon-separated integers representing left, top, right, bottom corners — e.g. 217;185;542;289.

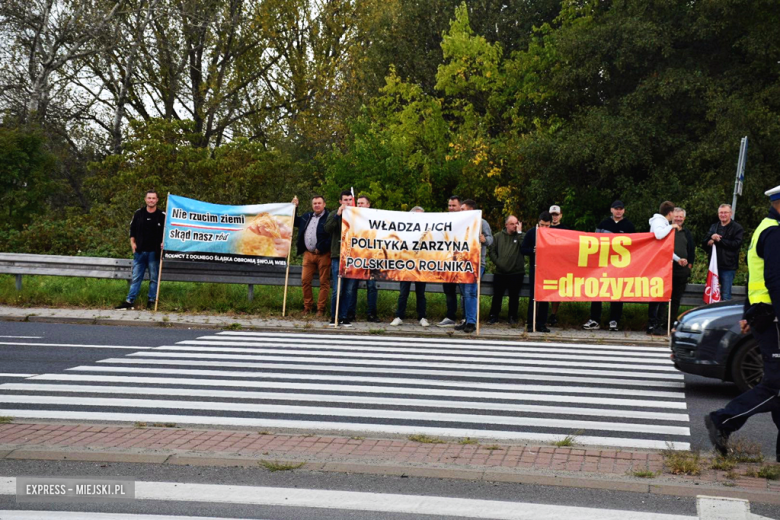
0;331;690;450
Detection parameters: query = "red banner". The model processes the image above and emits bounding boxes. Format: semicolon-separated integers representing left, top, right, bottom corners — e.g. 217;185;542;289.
535;228;674;302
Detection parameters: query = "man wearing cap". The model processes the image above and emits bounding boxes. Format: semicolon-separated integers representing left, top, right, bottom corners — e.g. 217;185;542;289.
705;185;780;462
521;211;552;333
582;200;636;331
703;204;744;300
548;204;568;326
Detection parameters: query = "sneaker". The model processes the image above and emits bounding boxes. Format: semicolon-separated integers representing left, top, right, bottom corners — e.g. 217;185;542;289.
704;414;730;456
608;320;618;331
548;313;558;326
454;322;467;331
508;317;517;325
116;301;133;310
147;301;155;311
487;316;499;325
337;319;353;327
367;315;380;323
646;325;655;335
390;317;403;326
437;317;457;327
651;326;667;336
462;323;476;333
419;318;430;327
582;319;600;330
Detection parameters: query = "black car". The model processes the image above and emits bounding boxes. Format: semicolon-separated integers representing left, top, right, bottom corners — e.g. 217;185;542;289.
671;299;763;392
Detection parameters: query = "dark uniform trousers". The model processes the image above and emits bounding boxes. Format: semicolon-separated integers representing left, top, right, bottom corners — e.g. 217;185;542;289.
711;315;780;456
489;273;523;320
526;270;548;329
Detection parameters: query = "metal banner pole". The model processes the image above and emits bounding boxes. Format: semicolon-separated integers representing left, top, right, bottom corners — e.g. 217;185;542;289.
153;193;170;313
667;298;672;336
732;136;748;218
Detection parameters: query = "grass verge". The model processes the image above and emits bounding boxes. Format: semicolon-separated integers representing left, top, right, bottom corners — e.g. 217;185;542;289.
408;434;446;444
663;449;702;476
259;460;305;472
0;416;12;424
629;469;657;478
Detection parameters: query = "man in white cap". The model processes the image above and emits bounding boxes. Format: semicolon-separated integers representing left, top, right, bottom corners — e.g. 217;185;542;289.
706;184;780;462
548;204;568;326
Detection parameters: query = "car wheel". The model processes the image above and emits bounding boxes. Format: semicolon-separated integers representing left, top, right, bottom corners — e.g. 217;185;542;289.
730;338;763;393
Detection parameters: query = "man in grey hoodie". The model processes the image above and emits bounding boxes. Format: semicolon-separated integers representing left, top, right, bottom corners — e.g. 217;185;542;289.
647;201;684;335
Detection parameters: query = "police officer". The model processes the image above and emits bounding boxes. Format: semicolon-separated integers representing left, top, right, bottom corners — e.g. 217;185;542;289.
705;185;780;462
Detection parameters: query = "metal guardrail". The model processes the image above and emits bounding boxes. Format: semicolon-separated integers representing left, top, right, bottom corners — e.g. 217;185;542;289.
0;252;744;306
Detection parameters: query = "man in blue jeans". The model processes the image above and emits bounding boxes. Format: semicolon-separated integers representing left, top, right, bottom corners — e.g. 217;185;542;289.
455;199;492;334
325;190;356;327
116;190;166;310
348;195;379;322
703;204;744;300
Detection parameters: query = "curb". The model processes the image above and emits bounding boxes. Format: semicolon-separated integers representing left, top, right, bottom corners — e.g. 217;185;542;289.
0;311;666;346
2;446;778;505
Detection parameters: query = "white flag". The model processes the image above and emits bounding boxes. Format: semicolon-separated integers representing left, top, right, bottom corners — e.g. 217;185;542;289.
704;245;721;304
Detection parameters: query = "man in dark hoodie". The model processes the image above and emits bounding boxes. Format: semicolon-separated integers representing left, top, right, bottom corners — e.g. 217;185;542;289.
488;215;524;325
325;190;356;326
521;211;552;333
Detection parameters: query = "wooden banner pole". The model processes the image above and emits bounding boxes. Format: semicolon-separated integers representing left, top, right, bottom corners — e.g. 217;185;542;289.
334;275;342;327
281;243;293;317
476;267;482;335
153;193;170;313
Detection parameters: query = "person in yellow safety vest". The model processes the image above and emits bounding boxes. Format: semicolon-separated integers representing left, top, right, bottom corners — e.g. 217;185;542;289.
705;184;780;462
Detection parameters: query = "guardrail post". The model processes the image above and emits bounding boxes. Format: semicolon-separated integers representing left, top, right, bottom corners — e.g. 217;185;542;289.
15;274;22;291
248;284;254;302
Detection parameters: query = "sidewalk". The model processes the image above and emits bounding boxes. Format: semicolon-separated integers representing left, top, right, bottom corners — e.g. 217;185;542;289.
0;305;667;345
0;421;778;505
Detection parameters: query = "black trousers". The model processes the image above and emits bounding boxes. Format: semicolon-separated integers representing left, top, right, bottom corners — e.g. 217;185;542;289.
443;282;458;320
489;273;523;320
526;271;548;329
590;302;623;324
648;268;690;328
711;313;780;456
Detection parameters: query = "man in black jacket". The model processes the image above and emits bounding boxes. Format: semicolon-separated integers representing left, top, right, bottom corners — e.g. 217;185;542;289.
116;190;165;310
583;200;636;331
521;212;551;333
703;204;744;300
292;195;331;316
488;215;524;325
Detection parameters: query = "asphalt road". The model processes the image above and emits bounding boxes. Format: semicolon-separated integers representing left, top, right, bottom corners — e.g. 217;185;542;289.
0;320;775;457
1;458;758;520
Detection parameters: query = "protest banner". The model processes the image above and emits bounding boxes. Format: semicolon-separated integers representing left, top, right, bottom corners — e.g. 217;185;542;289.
338;207;483;284
157;194;295;311
534;228;674;303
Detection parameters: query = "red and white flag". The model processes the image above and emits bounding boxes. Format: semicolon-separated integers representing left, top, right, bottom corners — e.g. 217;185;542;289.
704;245;721;304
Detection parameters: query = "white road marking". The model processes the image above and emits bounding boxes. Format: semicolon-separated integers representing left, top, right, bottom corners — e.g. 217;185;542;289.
121;354;685;388
0;374;36;378
156;345;683;380
0;479;697;519
176;341;674;366
28;374;689;409
71;365;686;399
196;335;671;356
0;414;690;450
0;342;151;350
218;331;666;351
0;336;42;339
0;383;690;422
0;394;690;435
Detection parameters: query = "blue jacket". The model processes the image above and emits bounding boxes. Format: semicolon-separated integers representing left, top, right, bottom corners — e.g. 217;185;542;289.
294;209;331;256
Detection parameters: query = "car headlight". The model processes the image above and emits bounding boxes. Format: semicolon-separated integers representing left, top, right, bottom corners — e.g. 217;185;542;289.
677;317;710;333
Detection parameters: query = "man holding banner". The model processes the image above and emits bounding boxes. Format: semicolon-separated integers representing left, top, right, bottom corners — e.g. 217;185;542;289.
455;199;492;334
703;204;744;301
522;211;552;333
293;195;331;316
326;190;356;326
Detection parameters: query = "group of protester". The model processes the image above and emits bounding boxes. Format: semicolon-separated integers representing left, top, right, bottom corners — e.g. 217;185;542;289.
285;192;745;333
114;188;745;334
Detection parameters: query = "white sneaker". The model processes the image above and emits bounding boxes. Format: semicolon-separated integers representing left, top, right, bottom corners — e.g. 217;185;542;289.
390;317;403;326
437;317;456;327
419;318;430;327
609;320;618;331
582;319;600;330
